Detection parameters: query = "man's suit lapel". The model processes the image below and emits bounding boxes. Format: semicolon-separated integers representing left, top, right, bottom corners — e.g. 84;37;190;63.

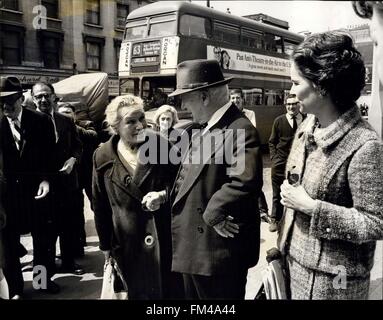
173;105;238;207
1;117;19;155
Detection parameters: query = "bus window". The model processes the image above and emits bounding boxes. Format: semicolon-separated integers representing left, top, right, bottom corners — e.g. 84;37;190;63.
275;35;283;53
179;14;212;39
284;39;298;56
125;19;147;40
241;29;263;49
264;33;283;52
213;22;240;44
265;89;284;106
243;88;263;106
120;78;138;95
149;14;177;37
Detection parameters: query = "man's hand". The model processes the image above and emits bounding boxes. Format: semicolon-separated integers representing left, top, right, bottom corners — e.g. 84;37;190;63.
141;190;166;212
59;157;76;175
35;180;50;199
213;215;239;238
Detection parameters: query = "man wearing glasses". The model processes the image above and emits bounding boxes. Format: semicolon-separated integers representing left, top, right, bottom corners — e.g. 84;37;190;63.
0;76;57;298
268;94;305;232
32;82;84;277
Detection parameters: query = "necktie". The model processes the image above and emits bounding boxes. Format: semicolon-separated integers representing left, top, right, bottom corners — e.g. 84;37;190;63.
50;115;58;142
11;119;22;151
292;115;298;132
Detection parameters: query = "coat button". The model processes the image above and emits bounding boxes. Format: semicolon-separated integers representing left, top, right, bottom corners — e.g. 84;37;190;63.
197;208;203;214
144;235;154;246
197;226;204;233
325;227;331;233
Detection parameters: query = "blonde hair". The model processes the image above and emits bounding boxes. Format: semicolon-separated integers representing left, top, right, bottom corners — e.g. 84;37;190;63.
153;104;179;127
105;94;144;135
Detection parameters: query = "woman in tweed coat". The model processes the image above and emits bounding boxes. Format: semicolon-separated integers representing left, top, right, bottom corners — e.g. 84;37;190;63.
278;31;383;300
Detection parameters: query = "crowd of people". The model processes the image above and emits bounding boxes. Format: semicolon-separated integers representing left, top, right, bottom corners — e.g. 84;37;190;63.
0;1;383;300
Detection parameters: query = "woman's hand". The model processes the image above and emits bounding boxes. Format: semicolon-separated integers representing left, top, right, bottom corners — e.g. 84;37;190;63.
280;180;317;216
142;190;166;212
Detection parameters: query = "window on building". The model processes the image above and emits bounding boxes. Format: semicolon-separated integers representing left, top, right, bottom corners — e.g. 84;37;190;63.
86;41;101;70
213;22;240;44
41;0;59;19
86;0;100;25
241;29;263;49
1;30;21;65
0;0;18;10
116;2;129;29
42;36;60;69
180;14;211;39
114;40;121;69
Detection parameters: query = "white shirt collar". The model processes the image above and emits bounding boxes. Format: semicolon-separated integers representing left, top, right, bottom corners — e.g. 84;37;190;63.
6;108;23;124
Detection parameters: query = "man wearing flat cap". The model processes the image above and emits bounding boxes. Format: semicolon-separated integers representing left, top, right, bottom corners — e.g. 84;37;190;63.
169;59;263;299
0;76;57;298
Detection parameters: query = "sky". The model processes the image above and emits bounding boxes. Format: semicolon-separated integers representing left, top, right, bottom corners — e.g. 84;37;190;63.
193;1;369;34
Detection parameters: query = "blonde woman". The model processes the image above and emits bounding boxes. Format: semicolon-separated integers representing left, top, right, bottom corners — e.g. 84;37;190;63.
93;95;182;299
153;104;179;137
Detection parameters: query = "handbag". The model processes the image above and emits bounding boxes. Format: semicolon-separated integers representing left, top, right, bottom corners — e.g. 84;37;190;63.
255;248;289;300
100;257;128;300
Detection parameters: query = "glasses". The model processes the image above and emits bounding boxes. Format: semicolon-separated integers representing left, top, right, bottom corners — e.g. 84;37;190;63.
33;93;52;100
0;94;22;105
286;102;299;106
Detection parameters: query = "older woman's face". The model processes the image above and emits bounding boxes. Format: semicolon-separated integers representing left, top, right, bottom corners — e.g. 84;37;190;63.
370;7;383;85
159;111;173;131
117;108;147;145
290;62;319;115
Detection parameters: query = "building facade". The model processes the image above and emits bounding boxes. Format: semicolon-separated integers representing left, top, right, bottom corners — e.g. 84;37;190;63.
0;0;153;97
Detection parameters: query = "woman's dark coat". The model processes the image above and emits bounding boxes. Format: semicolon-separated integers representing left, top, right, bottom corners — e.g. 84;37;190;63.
92;132;181;299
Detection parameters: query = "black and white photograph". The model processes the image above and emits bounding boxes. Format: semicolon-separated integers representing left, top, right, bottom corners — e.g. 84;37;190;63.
0;0;382;306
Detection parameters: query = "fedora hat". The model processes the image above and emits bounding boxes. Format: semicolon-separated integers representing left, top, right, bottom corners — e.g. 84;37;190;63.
0;76;24;97
169;59;233;97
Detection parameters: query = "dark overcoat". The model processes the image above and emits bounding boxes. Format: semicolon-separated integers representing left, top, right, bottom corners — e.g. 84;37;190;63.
92;132;180;299
0;108;55;233
171;104;263;276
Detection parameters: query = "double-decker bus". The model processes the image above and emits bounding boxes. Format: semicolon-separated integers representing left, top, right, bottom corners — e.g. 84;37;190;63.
118;1;304;144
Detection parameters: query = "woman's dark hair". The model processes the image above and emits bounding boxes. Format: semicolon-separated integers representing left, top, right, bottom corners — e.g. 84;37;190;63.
292;31;366;112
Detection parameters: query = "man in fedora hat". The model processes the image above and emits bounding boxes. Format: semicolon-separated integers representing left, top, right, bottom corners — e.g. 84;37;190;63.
168;59;263;299
0;76;59;298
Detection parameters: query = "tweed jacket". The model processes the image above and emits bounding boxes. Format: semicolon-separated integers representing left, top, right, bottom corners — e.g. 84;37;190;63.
92;132;179;299
278;106;383;277
171;104;263;276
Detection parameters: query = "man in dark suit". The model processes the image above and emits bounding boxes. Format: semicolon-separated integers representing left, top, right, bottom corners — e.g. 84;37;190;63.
32;82;84;275
0;76;58;298
268;94;305;232
58;102;99;256
168;60;263;299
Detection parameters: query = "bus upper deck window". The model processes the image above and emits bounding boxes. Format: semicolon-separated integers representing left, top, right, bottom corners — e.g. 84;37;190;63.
148;14;176;37
125;19;147;40
179;14;211;38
